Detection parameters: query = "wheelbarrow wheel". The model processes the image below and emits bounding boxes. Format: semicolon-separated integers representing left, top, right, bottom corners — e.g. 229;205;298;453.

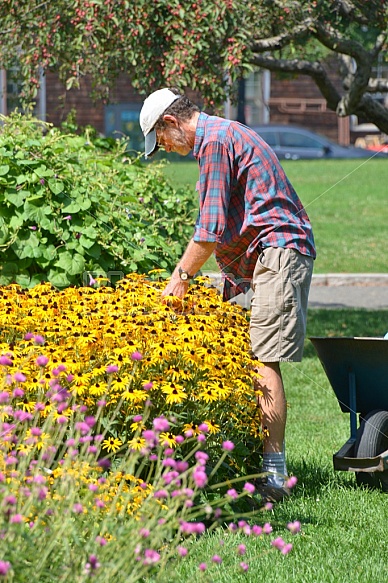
354;409;388;491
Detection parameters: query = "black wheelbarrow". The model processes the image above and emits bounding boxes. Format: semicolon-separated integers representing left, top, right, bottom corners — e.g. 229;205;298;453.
310;337;388;491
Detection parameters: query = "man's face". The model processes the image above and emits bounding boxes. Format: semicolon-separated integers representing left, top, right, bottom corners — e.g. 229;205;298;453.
156;124;192;156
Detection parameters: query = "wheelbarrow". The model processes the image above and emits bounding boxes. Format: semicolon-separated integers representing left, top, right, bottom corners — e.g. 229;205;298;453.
309;337;388;491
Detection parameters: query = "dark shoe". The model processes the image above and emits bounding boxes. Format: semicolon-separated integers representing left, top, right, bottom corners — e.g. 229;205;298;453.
255;481;291;503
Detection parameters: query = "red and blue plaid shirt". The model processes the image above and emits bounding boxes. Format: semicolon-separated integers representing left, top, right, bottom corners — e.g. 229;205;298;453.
192;113;316;300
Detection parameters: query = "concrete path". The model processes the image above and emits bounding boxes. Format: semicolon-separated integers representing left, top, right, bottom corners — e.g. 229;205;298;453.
203;272;388;310
308;274;388;310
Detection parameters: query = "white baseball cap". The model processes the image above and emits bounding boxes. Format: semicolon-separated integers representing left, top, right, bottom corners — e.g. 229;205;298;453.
139;88;180;158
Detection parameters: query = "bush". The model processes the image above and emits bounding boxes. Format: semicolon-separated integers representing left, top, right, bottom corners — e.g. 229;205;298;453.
0;112;197;288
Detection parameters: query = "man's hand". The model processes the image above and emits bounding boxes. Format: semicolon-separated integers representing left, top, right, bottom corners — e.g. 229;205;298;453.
161;277;189;308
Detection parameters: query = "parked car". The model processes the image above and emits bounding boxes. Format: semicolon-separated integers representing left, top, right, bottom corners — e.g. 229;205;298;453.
250;124;388;160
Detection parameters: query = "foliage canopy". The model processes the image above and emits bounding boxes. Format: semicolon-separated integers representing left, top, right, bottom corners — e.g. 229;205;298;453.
1;1;388;130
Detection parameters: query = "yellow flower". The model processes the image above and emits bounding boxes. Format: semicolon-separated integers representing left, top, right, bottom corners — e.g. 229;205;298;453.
102;437;123;453
203;420;221;434
127;437;146;451
159;432;177;448
198;388;219;403
182;423;201;436
162;383;187;405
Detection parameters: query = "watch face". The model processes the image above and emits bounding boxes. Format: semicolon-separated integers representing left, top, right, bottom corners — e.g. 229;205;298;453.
180;272;189;281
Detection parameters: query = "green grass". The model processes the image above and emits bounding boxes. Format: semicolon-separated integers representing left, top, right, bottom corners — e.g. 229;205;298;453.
161;159;388;274
150;309;388;583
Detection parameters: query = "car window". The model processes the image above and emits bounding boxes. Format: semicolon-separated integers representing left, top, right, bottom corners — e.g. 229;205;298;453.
280;132;324;149
256;130;278;147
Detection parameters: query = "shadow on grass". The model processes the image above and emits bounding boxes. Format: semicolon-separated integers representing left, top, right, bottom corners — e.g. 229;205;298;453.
290;458;356;499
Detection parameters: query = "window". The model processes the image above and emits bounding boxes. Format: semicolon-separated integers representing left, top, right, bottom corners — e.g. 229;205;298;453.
257;130;278;147
280;132;324;149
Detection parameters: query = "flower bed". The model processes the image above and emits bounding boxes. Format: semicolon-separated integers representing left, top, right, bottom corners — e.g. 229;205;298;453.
0;275;302;580
0;273;263;480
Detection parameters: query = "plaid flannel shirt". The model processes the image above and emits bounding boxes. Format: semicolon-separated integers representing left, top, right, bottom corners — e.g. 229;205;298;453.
192;113;316;300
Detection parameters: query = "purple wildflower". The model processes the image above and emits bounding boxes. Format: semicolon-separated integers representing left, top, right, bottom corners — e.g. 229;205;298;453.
287;520;301;534
222;440;235;451
0;355;12;367
281;543;293;555
36;355;49;367
143;549;160;565
153;417;170;432
131;351;143;361
271;537;285;550
286;476;298;489
227;488;238;500
0;561;11;575
13;372;26;383
106;364;118;374
237;544;246;555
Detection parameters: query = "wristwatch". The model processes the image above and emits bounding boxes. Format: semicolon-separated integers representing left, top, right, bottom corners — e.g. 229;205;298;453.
178;266;194;281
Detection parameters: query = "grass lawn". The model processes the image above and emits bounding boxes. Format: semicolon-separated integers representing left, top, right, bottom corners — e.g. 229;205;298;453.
149;309;388;583
161;159;388;274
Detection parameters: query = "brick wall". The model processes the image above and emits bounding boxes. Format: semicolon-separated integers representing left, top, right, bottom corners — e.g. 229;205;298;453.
45;72;143;133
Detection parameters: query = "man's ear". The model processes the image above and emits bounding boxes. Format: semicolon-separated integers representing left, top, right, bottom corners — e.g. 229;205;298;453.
162;114;179;127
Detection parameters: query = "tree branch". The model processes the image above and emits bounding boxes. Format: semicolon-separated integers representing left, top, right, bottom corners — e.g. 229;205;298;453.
250;54;341;110
367;78;388;93
250;19;314;53
354;93;388;134
314;22;369;62
335;0;369;25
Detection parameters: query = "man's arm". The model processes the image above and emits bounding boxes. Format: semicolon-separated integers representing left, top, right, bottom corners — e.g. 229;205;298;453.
161;240;217;300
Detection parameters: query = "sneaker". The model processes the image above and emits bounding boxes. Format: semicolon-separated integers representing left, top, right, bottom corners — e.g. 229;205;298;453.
254;481;291;503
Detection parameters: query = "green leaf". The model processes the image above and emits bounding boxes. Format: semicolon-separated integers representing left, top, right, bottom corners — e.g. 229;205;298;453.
0;218;9;245
17;159;41;166
79;235;95;249
48;179;65;194
0;262;18;276
47;269;73;288
86;242;101;259
0;165;9;176
4;189;29;208
23;201;52;222
15;273;31;287
62;201;81;213
35;165;54;178
55;250;85;276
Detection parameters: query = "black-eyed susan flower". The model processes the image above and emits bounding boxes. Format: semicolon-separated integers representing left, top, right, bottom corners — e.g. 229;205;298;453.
127;437;146;451
159;432;177;448
161;383;187;405
102;437;123;453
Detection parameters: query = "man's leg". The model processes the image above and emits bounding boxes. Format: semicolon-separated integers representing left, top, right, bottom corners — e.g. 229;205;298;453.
254;362;286;454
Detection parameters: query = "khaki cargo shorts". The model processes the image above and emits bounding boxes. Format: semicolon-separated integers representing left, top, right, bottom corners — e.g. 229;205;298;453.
249;246;314;362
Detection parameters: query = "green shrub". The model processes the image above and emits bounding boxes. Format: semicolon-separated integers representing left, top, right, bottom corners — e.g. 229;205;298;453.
0;112;197;288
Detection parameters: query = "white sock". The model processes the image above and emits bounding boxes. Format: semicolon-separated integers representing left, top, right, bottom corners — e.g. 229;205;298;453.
262;450;288;488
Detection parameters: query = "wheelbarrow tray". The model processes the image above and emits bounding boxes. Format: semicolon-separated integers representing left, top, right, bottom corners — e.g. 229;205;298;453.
309;337;388;474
